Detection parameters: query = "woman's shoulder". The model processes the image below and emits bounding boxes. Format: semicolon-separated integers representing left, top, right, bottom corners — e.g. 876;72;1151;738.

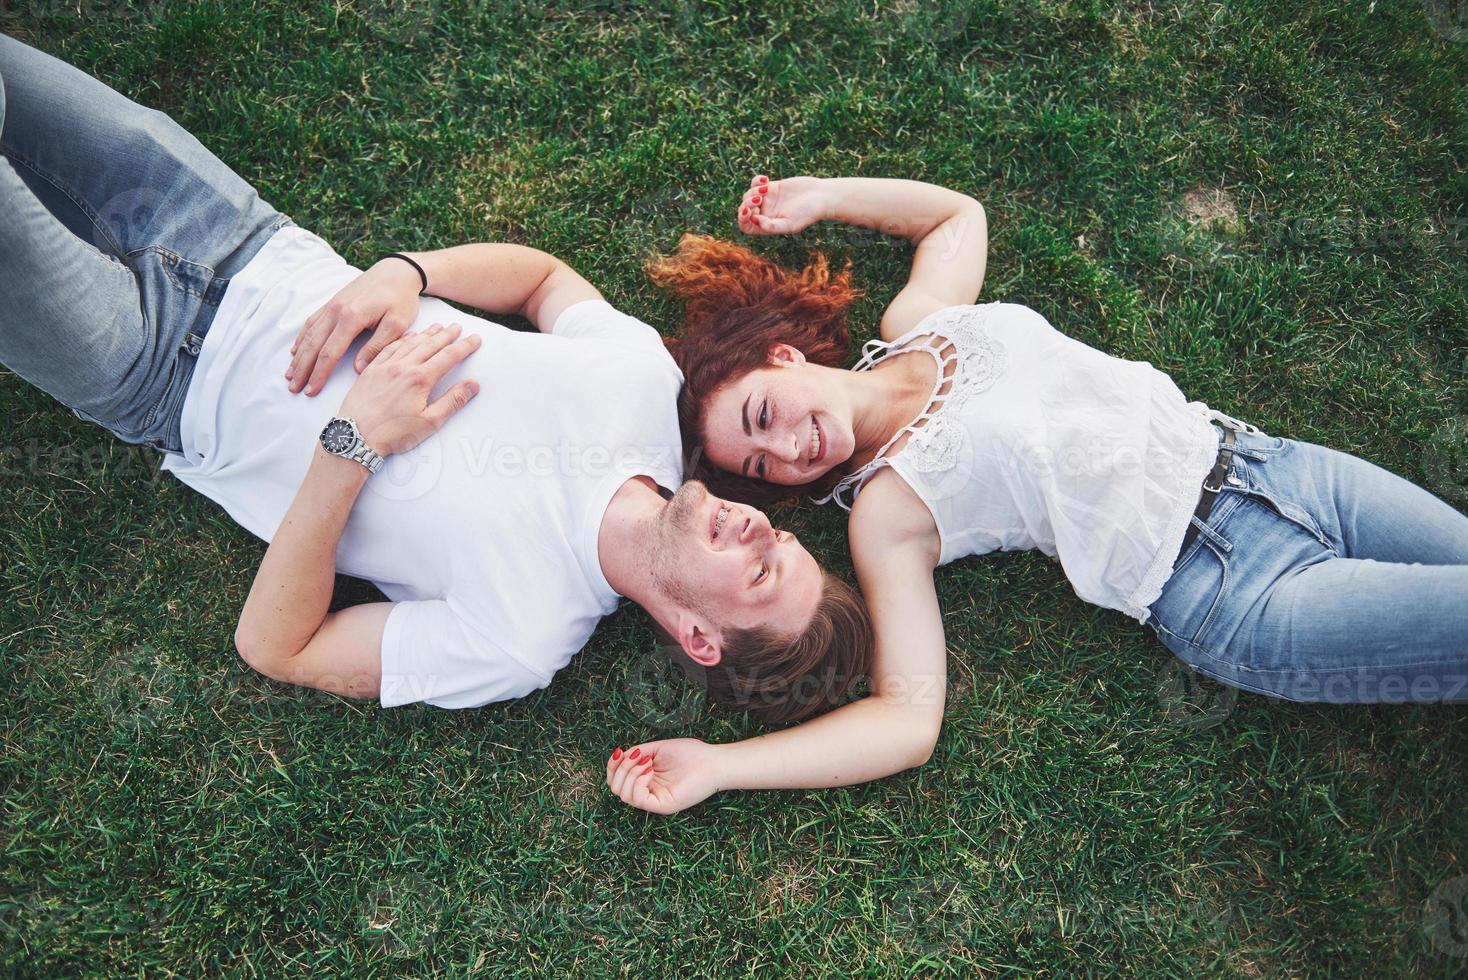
849;466;940;554
915;300;1053;332
881;301;1054;355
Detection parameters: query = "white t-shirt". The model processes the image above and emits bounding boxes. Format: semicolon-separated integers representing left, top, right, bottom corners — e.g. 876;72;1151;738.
161;226;684;708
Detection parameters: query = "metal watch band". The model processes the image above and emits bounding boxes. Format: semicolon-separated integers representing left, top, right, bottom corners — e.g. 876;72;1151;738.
348;440;384;474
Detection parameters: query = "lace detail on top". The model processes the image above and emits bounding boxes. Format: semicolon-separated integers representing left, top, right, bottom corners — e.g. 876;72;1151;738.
815;305;1008;510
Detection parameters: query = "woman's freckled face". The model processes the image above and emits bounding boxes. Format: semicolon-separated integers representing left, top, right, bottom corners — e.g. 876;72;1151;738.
702;362;853;486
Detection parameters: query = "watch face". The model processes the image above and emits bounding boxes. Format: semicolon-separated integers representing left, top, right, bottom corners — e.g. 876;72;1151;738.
321;419;356;454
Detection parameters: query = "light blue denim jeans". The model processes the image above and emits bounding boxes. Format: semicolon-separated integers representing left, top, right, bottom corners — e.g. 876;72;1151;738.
0;34;289;454
1148;426;1468;703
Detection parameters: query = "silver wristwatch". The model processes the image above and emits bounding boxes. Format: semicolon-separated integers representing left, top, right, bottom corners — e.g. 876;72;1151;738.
318;417;384;474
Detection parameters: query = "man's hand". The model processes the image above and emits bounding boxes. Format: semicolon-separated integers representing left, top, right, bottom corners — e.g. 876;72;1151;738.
287;258;425;396
605;738;724;815
339;322;481;457
737;174;829;236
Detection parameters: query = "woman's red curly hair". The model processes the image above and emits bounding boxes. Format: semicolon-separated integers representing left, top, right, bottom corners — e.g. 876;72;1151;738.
648;234;863;507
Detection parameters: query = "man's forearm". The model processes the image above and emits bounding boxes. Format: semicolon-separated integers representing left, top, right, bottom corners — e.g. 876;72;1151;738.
235;445;370;660
713;695;941;792
389;244;558;323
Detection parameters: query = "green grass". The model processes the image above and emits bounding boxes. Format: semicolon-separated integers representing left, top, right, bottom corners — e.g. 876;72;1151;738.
3;0;1467;975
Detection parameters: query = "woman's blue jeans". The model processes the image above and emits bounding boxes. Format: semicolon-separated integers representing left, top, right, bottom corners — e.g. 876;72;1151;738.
1148;427;1468;703
0;33;288;454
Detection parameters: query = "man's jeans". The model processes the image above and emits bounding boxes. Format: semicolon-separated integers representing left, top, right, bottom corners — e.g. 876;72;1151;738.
1148;427;1468;702
0;34;287;454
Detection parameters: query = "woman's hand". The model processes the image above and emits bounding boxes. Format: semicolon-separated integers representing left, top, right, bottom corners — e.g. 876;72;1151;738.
752;177;986;341
287;257;425;396
604;738;725;815
737;175;829;236
338;322;481;457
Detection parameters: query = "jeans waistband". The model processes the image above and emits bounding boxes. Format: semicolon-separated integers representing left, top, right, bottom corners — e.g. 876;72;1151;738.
181;214;293;356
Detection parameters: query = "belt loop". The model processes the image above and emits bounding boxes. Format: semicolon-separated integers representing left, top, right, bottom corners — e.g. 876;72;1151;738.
201;275;230;308
1192;513;1233;553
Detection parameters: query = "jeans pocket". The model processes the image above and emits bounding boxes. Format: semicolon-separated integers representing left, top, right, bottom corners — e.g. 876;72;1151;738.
1233;461;1330;551
1150;528;1232;650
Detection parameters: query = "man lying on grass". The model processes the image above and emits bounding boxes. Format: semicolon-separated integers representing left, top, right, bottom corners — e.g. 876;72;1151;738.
0;35;872;719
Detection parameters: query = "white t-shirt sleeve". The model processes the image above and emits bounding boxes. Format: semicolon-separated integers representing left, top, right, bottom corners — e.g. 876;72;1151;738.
378;598;551;709
551;299;668;352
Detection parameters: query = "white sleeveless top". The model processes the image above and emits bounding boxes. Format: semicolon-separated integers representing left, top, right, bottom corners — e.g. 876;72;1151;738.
818;303;1226;623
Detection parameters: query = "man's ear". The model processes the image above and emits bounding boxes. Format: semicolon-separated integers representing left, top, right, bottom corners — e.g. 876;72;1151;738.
674;612;723;668
768;342;807;366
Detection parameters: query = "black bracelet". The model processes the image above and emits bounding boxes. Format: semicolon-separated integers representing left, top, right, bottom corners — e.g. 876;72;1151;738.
382;252;428;294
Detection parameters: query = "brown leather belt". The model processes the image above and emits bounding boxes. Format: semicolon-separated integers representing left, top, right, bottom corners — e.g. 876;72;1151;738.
1177;424;1239;561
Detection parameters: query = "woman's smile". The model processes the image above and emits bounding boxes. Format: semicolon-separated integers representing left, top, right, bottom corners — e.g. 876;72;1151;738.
809;414;826;465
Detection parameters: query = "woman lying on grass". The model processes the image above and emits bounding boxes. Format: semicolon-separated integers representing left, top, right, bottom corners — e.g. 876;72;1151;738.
605;175;1468;814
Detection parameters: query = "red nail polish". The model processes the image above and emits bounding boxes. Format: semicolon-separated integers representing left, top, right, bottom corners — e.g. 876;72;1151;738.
629;748;640;760
612;748;623;761
758;176;768;184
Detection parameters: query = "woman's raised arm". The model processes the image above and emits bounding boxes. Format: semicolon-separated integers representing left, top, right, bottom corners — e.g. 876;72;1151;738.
739;175;988;342
608;470;948;815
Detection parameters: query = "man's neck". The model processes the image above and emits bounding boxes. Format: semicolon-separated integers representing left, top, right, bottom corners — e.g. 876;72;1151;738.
597;475;665;605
